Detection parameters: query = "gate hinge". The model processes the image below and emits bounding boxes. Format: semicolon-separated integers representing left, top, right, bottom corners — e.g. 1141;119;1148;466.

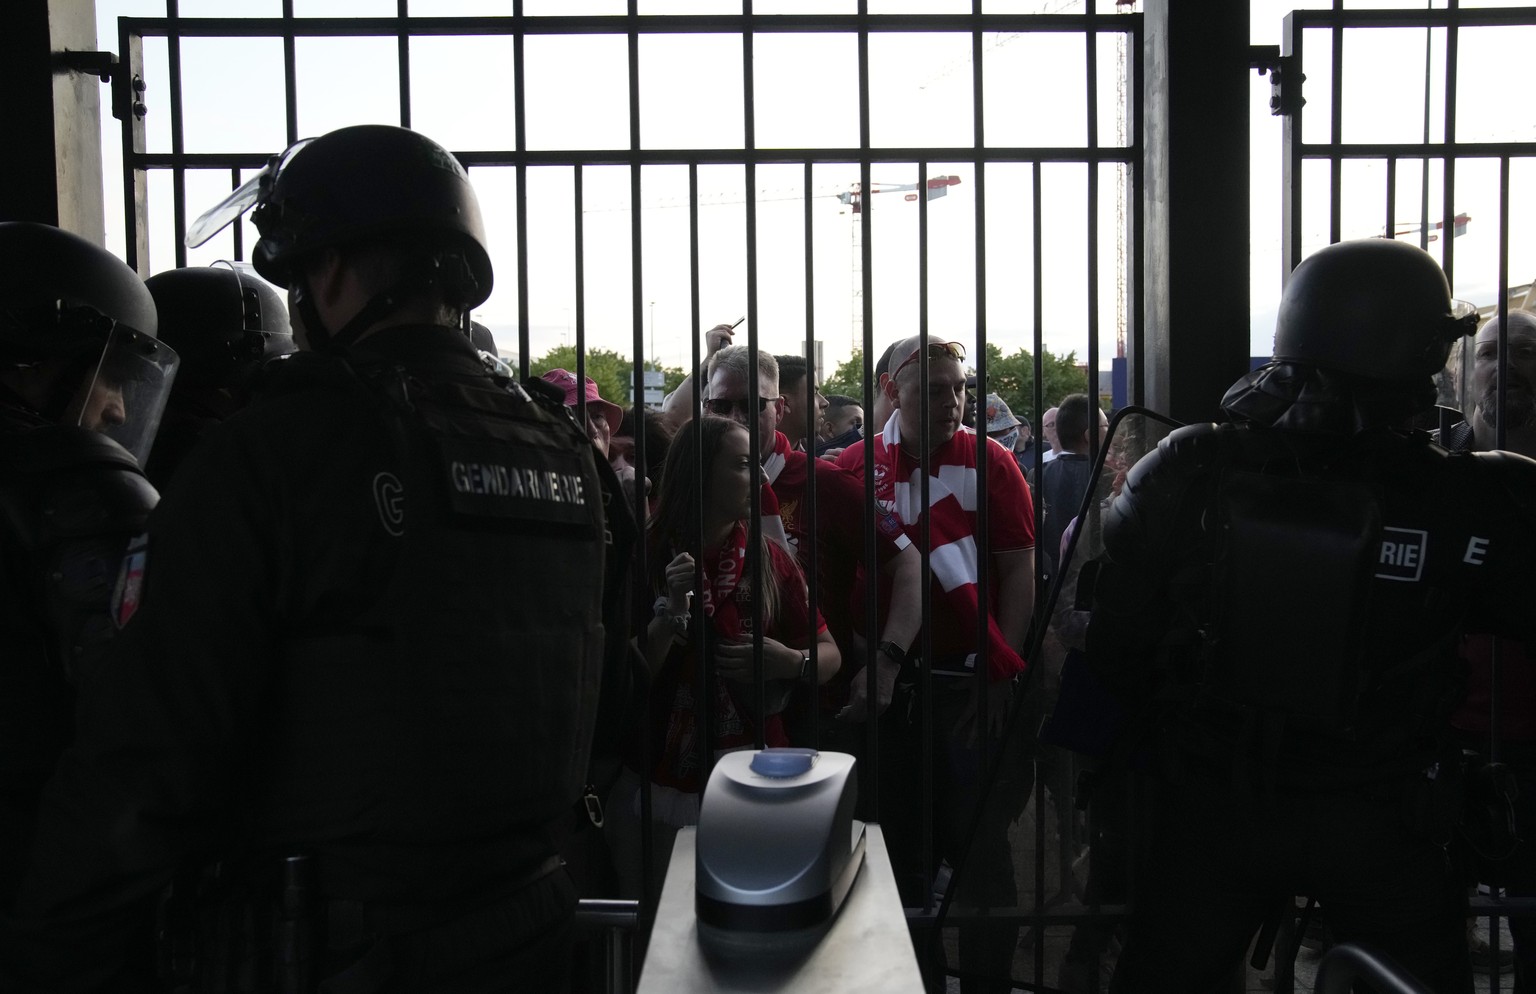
53;50;147;124
1250;45;1305;118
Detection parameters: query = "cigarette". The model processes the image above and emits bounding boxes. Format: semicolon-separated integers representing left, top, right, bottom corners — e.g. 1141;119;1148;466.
730;316;745;329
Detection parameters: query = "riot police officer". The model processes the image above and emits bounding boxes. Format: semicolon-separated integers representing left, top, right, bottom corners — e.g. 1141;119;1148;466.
1084;239;1536;993
6;126;618;992
0;222;175;910
141;263;295;489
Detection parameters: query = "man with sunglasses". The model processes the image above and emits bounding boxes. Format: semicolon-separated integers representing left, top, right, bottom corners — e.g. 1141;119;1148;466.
839;333;1037;992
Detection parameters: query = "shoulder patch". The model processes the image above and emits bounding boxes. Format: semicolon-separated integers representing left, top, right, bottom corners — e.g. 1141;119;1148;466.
112;534;149;629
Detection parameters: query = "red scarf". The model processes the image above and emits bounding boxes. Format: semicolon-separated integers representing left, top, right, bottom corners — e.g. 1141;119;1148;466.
653;522;785;791
872;412;1027;682
758;431;793;553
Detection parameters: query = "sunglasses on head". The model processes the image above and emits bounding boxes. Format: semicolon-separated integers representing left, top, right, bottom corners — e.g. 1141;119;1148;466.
893;341;967;379
704;396;780;416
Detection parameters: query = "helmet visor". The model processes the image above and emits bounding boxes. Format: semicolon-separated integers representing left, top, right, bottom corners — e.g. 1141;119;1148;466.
185;138;315;249
1435;299;1481;415
65;326;179;464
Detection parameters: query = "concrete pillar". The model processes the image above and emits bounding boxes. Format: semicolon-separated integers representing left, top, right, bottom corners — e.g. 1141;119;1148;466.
1140;0;1252;425
2;0;106;245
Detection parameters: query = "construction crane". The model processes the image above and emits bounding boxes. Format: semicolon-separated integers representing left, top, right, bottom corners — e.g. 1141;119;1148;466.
840;175;962;352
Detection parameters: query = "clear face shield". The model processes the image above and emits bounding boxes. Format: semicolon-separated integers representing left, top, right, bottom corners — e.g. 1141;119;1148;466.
185;139;315;250
66;324;179;464
1434;299;1481;418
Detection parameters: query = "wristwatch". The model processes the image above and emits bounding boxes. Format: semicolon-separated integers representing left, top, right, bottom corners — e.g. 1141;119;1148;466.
877;641;909;667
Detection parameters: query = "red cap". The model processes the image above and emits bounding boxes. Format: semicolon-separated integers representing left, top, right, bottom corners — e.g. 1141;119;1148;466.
540;368;624;429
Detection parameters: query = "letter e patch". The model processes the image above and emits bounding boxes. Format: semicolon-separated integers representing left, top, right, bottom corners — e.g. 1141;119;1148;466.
1375;526;1427;582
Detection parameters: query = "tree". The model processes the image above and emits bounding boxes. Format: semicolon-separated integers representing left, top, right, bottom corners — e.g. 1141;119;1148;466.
821;349;877;402
528;345;685;410
981;342;1089;427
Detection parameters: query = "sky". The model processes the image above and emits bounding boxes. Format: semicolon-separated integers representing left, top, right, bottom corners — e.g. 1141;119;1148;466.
93;0;1536;386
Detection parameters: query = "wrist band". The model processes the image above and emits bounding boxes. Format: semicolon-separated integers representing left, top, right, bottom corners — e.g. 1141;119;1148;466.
877;640;908;667
799;651;814;683
653;597;689;639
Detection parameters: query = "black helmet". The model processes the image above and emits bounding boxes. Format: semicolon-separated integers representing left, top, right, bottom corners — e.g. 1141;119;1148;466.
1274;239;1477;381
0;221;158;362
468;320;497;355
146;262;294;390
236;125;492;308
468;319;515;379
0;223;178;462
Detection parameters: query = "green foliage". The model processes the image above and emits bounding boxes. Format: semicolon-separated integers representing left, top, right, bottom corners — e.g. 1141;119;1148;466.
821;349;877;402
980;342;1090;427
528;345;685;410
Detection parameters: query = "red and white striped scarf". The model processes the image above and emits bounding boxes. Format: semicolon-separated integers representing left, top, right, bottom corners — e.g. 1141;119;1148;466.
872;412;1027;682
758;430;793;553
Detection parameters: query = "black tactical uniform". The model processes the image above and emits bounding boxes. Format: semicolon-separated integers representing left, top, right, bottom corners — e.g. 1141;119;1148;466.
0;223;173;910
1086;240;1536;994
6;127;618;993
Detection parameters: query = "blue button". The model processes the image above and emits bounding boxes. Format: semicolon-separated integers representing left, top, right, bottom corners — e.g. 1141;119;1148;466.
750;747;818;778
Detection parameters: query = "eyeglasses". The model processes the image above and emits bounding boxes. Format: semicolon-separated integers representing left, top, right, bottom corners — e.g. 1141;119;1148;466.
704;396;780;417
892;341;967;379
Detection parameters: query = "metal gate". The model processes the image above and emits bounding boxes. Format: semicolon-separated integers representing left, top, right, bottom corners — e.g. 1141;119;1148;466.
111;3;1143;992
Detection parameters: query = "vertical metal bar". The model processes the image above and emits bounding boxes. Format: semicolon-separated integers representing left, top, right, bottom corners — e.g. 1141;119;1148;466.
970;3;991;795
1031;162;1044;502
691;164;702;427
972;6;1002;979
627;5;644;468
230;167;244;261
626;1;662;921
576;165;588;428
1486;151;1511;810
1419;2;1432;252
120;21;148;274
1495;155;1509;454
857;0;881;821
915;157;935;918
1386;156;1397;243
397;0;412;129
1329;1;1343;245
802;160;821;749
283;0;298;145
167;0;187;268
514;0;530;379
1441;2;1459;291
1030;159;1048;942
1086;11;1101;467
741;2;767;749
1490;153;1511;986
1280;12;1303;278
1130;21;1145;407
